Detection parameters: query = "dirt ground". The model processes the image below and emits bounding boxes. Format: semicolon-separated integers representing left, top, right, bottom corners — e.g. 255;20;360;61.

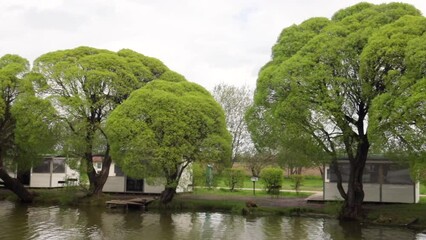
176;192;325;209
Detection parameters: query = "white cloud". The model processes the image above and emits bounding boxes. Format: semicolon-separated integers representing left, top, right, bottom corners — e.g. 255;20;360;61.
0;0;425;91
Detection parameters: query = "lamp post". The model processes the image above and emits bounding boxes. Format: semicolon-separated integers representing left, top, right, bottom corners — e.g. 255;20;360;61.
251;176;258;195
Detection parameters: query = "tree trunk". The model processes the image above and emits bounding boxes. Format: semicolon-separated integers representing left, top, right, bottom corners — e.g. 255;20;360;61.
340;162;365;220
0;167;34;203
339;140;369;220
160;187;176;204
86;152;112;196
318;167;324;179
159;164;189;204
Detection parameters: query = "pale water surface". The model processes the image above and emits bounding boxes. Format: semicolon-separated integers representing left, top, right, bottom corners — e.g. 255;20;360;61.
0;201;425;240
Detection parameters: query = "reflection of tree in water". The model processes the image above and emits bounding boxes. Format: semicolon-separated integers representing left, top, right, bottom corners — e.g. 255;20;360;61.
79;206;105;239
262;215;284;239
339;220;362;240
220;214;247;239
6;202;29;240
123;211;143;230
289;217;310;239
159;212;175;239
323;219;360;240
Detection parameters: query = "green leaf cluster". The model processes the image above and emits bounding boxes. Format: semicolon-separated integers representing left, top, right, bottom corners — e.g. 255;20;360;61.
32;46;182;159
106;80;231;184
0;54;56;170
223;168;245;191
260;167;283;194
248;2;424;163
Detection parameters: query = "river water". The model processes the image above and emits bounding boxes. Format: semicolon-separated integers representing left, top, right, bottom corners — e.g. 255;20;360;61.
0;201;425;240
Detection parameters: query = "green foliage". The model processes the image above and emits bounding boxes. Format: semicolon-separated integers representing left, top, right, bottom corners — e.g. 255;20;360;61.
250;2;424;158
240;151;276;177
249;3;424;214
324;201;344;217
192;162;206;187
289;174;304;194
107;80;231;191
0;54;56;171
33;46;183;192
260;167;283;194
223;168;245;191
367;16;426;159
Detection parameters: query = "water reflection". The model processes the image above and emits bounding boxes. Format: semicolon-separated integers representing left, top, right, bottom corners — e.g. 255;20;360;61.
0;201;425;240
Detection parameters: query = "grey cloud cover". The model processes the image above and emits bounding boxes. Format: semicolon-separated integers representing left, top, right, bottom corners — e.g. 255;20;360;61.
0;0;425;90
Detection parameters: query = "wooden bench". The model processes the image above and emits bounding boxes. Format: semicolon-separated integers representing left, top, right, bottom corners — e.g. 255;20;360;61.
58;178;78;186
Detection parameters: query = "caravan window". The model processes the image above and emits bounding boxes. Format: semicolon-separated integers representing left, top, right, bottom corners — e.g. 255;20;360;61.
329;163;380;183
33;159;51;173
329;163;350;182
383;164;413;185
114;165;124;176
52;158;66;173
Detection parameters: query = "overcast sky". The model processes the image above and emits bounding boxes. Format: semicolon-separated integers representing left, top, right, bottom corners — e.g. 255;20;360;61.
1;0;425;91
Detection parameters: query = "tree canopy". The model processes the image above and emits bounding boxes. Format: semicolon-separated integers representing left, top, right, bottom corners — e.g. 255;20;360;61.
0;54;56;202
368;16;426;155
107;80;231;203
32;46;185;194
248;2;424;219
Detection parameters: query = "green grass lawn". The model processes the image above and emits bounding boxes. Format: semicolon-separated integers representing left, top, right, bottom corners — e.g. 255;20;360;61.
213;174;426;194
193;187;311;198
420;183;426;195
215;175;323;192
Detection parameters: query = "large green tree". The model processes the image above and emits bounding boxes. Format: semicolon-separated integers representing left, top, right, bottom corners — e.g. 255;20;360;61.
248;3;423;219
107;80;231;204
368;15;426;177
32;46;185;195
0;54;56;202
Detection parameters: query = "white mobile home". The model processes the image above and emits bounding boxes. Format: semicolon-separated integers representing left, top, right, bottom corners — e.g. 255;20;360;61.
324;156;419;203
0;156;79;188
93;157;193;194
30;157;79;188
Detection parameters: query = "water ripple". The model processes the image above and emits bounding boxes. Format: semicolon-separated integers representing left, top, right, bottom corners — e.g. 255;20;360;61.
0;201;424;240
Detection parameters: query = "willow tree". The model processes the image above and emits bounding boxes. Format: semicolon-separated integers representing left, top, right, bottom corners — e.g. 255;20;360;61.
33;46;186;195
369;16;426;177
0;54;56;202
107;80;231;204
248;3;423;219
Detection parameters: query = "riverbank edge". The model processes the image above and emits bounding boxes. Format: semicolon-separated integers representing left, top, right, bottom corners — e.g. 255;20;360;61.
1;188;426;232
157;195;426;232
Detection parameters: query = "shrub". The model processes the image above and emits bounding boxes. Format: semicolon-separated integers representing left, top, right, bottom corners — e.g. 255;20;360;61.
192;162;206;187
290;174;304;194
223;168;245;191
260;167;283;195
192;163;220;189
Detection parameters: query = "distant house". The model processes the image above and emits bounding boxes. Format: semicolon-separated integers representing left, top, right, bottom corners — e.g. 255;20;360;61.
324;156;420;203
93;156;193;194
1;156;79;188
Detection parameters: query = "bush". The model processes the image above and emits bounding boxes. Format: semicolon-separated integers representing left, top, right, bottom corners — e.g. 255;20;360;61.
290;174;304;194
192;162;205;187
223;168;245;191
192;163;220;189
260;167;283;195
